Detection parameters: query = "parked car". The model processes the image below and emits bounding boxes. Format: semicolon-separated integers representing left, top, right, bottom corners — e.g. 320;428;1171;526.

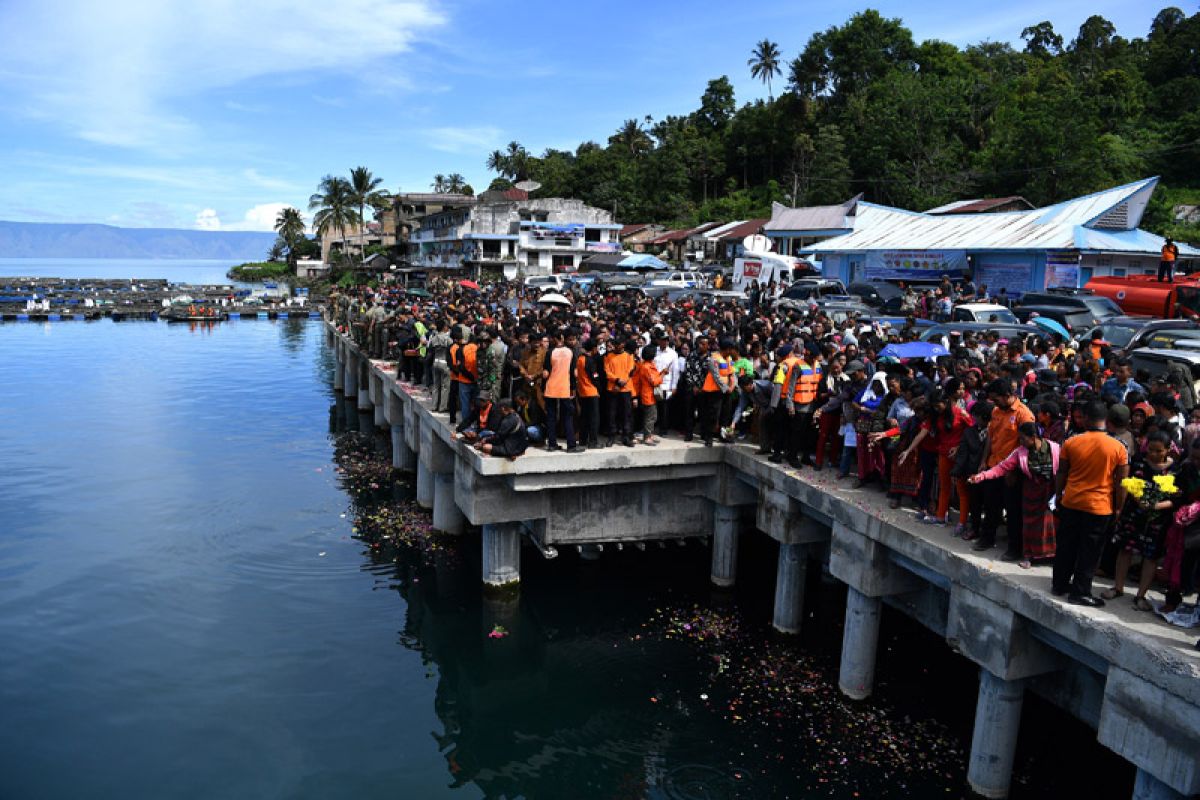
1129;327;1200;351
1089;319;1200;352
777;278;848;304
951;303;1019;324
848;281;905;313
1016;289;1124;326
525;275;567;292
919;322;1040;344
1012;305;1096;338
647;270;704;289
1127;348;1200;399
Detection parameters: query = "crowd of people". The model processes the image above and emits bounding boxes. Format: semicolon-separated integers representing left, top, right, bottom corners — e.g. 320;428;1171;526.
327;272;1200;641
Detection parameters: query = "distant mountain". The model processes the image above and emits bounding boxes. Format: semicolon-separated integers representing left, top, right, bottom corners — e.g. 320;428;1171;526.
0;221;278;260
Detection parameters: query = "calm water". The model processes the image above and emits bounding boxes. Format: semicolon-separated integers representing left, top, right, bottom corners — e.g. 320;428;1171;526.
0;257;242;285
0;313;1132;797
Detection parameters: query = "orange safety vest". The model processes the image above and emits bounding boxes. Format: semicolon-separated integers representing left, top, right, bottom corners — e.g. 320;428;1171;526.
702;355;734;393
792;359;821;405
460;343;478;384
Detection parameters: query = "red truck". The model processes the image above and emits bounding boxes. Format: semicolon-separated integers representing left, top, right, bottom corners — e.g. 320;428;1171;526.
1084;275;1200;319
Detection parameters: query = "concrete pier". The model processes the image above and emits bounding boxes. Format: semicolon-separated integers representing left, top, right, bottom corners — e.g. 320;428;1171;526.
327;321;1200;800
333;346;344;391
343;352;358;399
415;459;434;509
967;670;1026;799
771;543;807;634
432;471;465;534
482;522;521;588
356;360;371;412
838;587;882;700
710;504;740;588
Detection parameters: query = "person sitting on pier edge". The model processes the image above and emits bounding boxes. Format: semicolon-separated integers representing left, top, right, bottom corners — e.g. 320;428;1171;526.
456;393;500;444
513;390;546;445
479;399;528;461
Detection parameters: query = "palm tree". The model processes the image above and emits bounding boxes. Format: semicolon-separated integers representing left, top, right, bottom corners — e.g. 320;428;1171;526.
274;206;306;272
432;174;446;193
445;173;466;193
486;149;509;179
610;118;652;158
348;166;387;265
505;141;531;181
748;39;782;101
309;175;360;266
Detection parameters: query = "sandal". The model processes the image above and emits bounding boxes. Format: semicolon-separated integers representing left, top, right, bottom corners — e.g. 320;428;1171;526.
1132;597;1154;612
1018;560;1032;569
1100;588;1124;600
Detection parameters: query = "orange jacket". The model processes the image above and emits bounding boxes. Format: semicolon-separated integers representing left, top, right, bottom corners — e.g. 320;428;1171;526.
604;352;635;393
576;353;599;398
633;360;662;406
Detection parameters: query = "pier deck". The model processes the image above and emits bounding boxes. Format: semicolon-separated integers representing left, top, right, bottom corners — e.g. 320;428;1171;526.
330;323;1200;800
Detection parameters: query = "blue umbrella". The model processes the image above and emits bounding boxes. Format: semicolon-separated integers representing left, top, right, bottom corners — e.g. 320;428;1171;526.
618;254;669;270
878;341;950;360
1030;316;1069;340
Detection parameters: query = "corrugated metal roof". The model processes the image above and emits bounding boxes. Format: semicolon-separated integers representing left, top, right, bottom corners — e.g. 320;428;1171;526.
810;178;1171;255
763;199;857;232
925;197;1032;214
715;218;768;241
648;222;721;244
702;220;747;239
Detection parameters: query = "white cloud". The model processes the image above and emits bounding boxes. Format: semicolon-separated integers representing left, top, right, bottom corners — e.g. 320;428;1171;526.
426;126;504;154
195;209;221;230
222;202;303;233
0;0;446;150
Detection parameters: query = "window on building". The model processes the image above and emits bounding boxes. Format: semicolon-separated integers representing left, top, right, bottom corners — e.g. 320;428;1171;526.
534;212;549;222
1113;268;1126;277
585;228;601;242
552;254;574;272
519;211;531;221
526;251;540;267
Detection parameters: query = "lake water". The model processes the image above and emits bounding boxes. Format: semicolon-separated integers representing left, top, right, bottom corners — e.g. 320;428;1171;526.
0;257;242;285
0;266;1132;799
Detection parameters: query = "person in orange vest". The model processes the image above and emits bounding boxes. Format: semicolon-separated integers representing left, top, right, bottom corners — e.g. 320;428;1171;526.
541;328;583;452
698;337;736;447
782;344;822;468
1159;237;1180;283
447;329;464;424
632;344;664;445
456;329;479;418
604;337;636;447
769;345;799;462
576;337;602;449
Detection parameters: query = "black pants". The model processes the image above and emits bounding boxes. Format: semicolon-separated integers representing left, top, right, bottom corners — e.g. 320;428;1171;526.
677;385;696;438
1053;507;1111;597
448;379;459;424
1158;261;1175;283
980;476;1021;546
1165;545;1200;607
787;405;814;459
607;392;632;439
697;391;723;443
545;397;576;448
598;388;611;437
579;396;599;446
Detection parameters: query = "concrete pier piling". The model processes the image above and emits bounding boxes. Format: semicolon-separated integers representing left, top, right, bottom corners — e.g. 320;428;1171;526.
838;587;882;700
771;542;807;634
343;353;358;400
482;522;521;588
326;321;1200;800
333;347;344;391
967;670;1026;799
710;504;740;588
415;459;434;509
432;470;465;534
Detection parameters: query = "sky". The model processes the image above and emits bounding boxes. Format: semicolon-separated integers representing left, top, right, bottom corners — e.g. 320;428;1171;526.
0;0;1163;233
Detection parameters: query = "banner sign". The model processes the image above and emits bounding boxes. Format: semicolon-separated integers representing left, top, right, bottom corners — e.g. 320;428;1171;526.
1044;250;1080;289
741;260;762;279
585;242;619;253
863;250;967;280
975;259;1034;299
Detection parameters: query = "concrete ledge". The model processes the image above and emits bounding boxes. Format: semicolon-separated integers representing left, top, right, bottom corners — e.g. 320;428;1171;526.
947;585;1063;681
1098;666;1200;795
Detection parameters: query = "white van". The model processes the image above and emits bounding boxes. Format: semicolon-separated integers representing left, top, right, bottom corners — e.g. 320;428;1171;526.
732;253;811;291
524;275;567;292
647;270;704;289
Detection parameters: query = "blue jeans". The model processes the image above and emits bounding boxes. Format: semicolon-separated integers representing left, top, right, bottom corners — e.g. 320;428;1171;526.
526;424;544;444
458;382;477;419
839;446;856;476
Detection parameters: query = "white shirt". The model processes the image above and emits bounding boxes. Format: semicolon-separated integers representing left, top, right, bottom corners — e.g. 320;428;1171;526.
654;346;679;396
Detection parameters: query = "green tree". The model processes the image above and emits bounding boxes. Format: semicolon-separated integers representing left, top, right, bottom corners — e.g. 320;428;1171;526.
695;76;736;133
273;206;306;272
1021;22;1063;57
348;166;387;265
748;39;782;100
431;174;446;192
309;175;360;265
610;117;653;158
445;173;466;193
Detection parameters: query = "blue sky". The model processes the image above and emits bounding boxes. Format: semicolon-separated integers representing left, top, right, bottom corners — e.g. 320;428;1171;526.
0;0;1160;232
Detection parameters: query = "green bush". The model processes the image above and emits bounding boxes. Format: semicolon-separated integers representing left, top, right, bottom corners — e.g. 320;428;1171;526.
228;261;291;282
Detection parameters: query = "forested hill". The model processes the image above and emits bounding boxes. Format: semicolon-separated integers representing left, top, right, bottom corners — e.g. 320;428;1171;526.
0;221;276;259
481;7;1200;241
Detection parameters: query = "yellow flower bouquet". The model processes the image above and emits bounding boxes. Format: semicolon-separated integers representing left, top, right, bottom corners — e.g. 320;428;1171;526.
1121;477;1146;499
1152;474;1178;496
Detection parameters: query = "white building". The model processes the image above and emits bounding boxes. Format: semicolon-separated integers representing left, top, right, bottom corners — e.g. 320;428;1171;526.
410;194;620;276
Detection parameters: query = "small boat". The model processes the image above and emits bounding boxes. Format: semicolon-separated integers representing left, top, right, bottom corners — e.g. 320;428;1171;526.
164;307;228;323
